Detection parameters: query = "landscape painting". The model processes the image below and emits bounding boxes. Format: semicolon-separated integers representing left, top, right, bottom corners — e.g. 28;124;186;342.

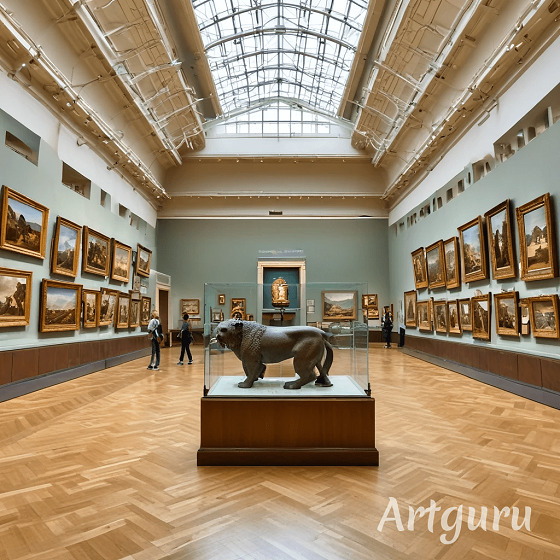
485;199;516;279
458;216;488;283
0;267;32;327
425;240;446;289
111;240;132;283
443;237;460;289
494;291;519;336
83;227;110;276
322;291;357;321
529;295;559;338
40;279;82;332
411;247;428;289
51;217;81;277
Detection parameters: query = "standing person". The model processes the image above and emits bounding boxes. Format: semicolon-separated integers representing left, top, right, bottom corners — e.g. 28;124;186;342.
382;309;393;349
177;312;193;365
147;309;162;370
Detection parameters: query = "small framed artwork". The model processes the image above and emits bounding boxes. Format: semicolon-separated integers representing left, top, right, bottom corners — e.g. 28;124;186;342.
99;289;118;326
135;244;152;278
520;299;531;336
1;186;49;259
82;289;99;328
404;290;417;327
40;279;82;332
116;292;130;328
362;294;378;308
322;291;357;321
433;300;448;333
458;216;488;283
218;294;226;305
0;267;32;327
494;291;519;336
83;226;110;276
367;307;380;320
458;298;473;331
485;199;516;280
447;300;461;334
528;295;559;338
51;216;81;277
111;240;132;283
516;193;557;281
230;297;246;319
425;240;446;289
212;310;222;322
140;296;151;325
472;293;491;340
443;237;460;289
417;300;432;332
129;298;140;328
181;298;200;316
411;247;428;289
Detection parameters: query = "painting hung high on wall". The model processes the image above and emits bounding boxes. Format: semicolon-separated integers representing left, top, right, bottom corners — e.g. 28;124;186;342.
417;300;432;332
447;300;461;334
494;291;519;336
322;291;357;321
116;293;130;328
458;216;488;283
1;186;49;259
99;289;118;326
135;244;152;278
433;300;448;333
458;298;472;331
516;193;558;281
111;240;132;283
51;216;81;277
0;267;32;327
40;279;82;332
443;237;460;289
472;293;491;340
411;247;428;289
83;226;110;276
141;296;151;325
82;289;99;328
529;295;559;338
485;199;516;280
404;290;417;327
425;240;446;289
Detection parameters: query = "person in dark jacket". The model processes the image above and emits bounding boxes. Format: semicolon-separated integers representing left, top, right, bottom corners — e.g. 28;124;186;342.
177;313;193;365
382;310;393;348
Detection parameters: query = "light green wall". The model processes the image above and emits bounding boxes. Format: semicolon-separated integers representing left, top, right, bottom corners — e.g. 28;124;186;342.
389;121;560;359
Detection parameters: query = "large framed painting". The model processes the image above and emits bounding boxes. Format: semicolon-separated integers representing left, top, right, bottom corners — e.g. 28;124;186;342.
40;279;82;332
485;199;516;280
82;289;99;328
404;290;417;328
181;298;200;316
99;289;118;326
458;298;473;331
433;300;448;333
116;292;130;328
140;296;151;325
135;244;152;278
129;297;140;328
411;247;428;289
494;291;519;337
529;295;559;339
417;300;432;332
111;240;132;283
1;186;49;259
425;240;446;289
443;237;460;289
322;291;357;321
472;293;491;341
447;299;461;334
51;216;81;277
516;193;557;281
0;267;32;327
83;226;110;276
458;216;488;283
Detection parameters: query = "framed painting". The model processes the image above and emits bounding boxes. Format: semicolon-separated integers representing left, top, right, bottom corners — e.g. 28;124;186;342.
0;267;32;327
322;291;357;321
82;289;99;328
129;298;140;328
516;193;557;281
141;296;151;325
1;186;49;259
520;299;531;336
111;240;132;283
51;216;81;277
404;290;417;327
116;292;130;328
425;240;446;289
458;298;473;331
40;279;82;332
458;216;488;283
494;291;519;336
99;289;118;326
181;298;200;316
83;226;110;276
218;294;226;305
485;199;516;280
472;293;491;341
362;294;378;308
529;295;559;339
411;247;428;289
433;300;448;333
367;307;379;320
135;244;152;278
447;300;461;334
443;237;460;289
417;300;432;332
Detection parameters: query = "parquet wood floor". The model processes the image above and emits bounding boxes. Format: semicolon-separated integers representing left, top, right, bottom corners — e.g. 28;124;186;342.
1;345;560;559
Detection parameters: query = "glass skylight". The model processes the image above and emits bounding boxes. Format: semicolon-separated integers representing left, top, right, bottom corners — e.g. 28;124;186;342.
192;0;369;122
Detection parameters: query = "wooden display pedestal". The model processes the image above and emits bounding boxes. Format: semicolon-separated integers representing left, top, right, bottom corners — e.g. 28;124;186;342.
197;396;379;466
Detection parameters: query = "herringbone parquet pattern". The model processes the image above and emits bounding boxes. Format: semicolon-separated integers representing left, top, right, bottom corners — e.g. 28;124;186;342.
1;345;559;559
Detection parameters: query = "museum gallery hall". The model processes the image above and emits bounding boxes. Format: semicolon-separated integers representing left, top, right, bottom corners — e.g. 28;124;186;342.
0;1;560;559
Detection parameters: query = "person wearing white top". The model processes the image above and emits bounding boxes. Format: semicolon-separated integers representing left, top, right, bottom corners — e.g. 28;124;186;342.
147;309;162;370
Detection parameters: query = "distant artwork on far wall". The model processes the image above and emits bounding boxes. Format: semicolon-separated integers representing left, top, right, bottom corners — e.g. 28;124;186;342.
458;298;472;331
322;291;357;321
51;216;81;277
141;296;151;325
494;291;519;336
1;186;49;259
411;247;428;289
40;279;82;332
0;267;32;327
111;240;132;283
404;290;417;328
472;293;491;340
529;295;559;338
458;216;488;283
443;237;460;289
181;298;200;316
425;240;446;289
485;199;516;280
83;226;110;276
136;244;152;278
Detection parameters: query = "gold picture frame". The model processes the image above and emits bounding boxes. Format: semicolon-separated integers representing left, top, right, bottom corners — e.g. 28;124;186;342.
40;279;82;332
447;299;461;334
433;299;448;333
458;298;473;331
99;288;118;326
136;244;152;278
0;266;32;327
528;295;559;338
321;291;357;321
485;199;516;280
82;289;99;328
116;292;130;328
425;240;446;289
83;226;110;276
111;240;132;283
404;290;417;328
181;298;200;316
472;293;491;341
129;298;140;328
458;216;488;283
140;296;151;325
443;237;460;289
218;293;226;305
411;247;428;289
1;186;49;259
417;300;432;332
494;291;519;337
51;216;81;277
